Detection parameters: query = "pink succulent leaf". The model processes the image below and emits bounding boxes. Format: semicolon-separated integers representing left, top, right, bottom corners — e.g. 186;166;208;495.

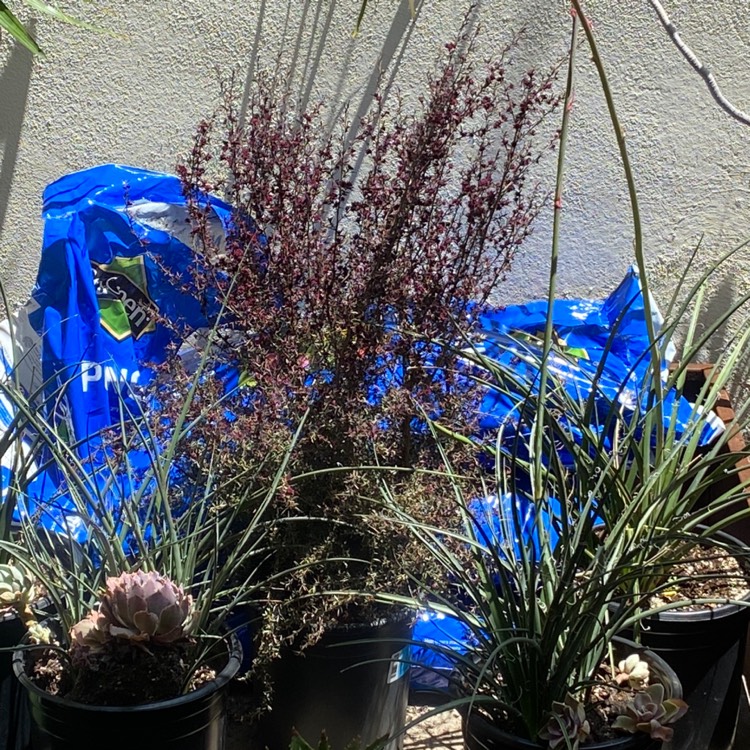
125;593;148;625
612;716;636;734
146;588;176;615
614;683;687;740
109;623;150;641
132;610;160;636
69;610;109;651
663;699;689;724
647;723;674;742
155;602;187;634
538;694;590;750
138;571;157;593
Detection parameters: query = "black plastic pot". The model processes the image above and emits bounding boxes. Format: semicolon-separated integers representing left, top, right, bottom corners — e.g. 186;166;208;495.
1;610;32;750
619;531;750;750
630;603;749;750
251;618;412;750
13;633;242;750
464;713;660;750
461;637;681;750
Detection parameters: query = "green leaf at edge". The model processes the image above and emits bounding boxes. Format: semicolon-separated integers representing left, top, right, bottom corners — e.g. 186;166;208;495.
0;2;42;54
22;0;115;37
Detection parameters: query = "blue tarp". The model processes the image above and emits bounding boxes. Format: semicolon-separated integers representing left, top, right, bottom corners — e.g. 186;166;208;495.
0;164;726;687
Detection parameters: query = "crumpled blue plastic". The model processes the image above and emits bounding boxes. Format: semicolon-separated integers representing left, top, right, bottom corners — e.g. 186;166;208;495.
0;166;728;675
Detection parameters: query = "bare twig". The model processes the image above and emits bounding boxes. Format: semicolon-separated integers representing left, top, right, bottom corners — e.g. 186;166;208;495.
648;0;750;127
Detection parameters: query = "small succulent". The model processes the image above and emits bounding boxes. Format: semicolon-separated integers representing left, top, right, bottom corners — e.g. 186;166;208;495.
69;610;111;657
0;563;51;642
27;620;54;645
70;571;195;653
0;563;34;611
612;683;688;742
538;694;591;750
614;654;650;689
102;570;195;643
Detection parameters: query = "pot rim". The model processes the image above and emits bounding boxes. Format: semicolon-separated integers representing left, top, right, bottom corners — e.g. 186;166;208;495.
459;635;681;749
12;630;242;713
645;527;750;623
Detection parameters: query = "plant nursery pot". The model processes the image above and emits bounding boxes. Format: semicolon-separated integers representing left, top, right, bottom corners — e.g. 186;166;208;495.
464;712;661;750
1;611;32;750
676;363;750;544
619;531;750;750
13;633;242;750
461;637;681;750
250;618;412;750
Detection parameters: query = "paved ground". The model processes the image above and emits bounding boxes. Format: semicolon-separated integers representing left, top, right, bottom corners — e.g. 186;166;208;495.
404;706;462;750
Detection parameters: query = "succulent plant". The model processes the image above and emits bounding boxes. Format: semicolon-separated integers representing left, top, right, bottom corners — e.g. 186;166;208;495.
612;683;688;742
0;562;34;611
69;570;195;655
69;610;111;656
0;562;51;642
27;620;54;645
538;694;591;750
614;654;650;689
100;571;195;644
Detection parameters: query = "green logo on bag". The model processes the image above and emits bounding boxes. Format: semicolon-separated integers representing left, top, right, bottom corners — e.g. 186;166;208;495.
92;256;156;341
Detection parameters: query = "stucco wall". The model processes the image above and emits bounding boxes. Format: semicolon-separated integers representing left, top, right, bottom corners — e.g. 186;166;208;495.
1;0;749;365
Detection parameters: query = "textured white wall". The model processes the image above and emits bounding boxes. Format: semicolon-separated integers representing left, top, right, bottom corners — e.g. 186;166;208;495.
1;0;749;360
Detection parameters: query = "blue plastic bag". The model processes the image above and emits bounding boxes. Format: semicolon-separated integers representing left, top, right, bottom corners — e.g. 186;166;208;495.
29;164;235;443
0;164;730;688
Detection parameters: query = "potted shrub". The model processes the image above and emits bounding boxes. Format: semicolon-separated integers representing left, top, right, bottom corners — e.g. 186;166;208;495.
371;4;750;748
147;15;561;750
0;356;302;750
11;569;242;750
394;2;750;746
561;6;750;748
440;320;750;750
371;398;690;750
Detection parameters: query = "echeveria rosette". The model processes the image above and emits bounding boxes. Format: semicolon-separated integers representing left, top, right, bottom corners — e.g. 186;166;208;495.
101;571;195;644
0;563;35;611
612;683;688;742
614;654;650;689
0;563;50;642
538;694;591;750
69;571;196;658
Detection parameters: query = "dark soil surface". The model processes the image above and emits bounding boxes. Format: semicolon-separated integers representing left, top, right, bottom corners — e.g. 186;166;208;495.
26;641;216;706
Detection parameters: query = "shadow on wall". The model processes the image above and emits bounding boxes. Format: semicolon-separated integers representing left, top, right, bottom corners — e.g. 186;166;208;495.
697;274;750;397
240;0;440;141
0;27;34;239
237;0;480;200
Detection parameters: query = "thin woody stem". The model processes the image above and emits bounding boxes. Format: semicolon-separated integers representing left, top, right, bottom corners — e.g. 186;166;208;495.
570;0;664;459
648;0;750;127
533;11;578;502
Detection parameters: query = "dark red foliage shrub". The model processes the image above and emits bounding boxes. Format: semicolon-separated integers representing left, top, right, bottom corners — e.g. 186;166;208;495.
157;19;560;640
